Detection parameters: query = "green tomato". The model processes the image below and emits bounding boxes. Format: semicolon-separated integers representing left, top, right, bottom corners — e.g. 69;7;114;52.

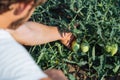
80;42;89;53
105;43;118;56
105;44;112;53
71;40;80;52
98;4;103;7
111;44;118;56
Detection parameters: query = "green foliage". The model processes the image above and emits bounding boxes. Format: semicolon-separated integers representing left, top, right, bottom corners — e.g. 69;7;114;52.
30;0;120;79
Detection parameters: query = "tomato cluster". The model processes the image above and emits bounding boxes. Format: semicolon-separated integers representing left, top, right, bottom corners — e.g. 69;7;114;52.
71;40;89;53
71;40;118;56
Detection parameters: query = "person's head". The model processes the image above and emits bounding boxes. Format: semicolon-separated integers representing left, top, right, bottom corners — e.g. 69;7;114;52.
0;0;46;29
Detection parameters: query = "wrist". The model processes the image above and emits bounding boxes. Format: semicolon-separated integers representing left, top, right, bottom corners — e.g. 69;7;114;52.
56;27;64;40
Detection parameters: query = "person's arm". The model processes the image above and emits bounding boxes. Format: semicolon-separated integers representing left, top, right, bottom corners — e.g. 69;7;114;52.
6;21;73;47
24;21;63;45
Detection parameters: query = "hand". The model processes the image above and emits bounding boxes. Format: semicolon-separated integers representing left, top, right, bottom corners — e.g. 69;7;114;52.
60;32;75;49
44;69;68;80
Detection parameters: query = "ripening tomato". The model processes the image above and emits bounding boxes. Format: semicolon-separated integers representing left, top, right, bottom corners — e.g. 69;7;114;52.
80;42;89;53
105;43;118;56
111;43;118;56
105;44;112;53
71;40;80;52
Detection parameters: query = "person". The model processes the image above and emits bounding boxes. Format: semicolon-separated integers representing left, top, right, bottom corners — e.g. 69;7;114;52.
0;0;74;80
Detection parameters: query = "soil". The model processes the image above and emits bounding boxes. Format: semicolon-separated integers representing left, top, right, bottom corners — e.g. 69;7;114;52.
68;64;120;80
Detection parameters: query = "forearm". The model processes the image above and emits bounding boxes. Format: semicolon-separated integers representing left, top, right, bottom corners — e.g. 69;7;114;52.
24;22;63;45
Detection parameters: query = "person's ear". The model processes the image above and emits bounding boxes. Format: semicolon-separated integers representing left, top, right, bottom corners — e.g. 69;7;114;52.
9;2;33;15
9;3;28;15
13;3;28;15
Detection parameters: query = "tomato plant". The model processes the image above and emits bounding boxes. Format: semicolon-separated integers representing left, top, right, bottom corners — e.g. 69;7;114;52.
30;0;120;79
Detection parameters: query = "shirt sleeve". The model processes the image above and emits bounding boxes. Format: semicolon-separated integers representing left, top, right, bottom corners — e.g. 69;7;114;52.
0;30;48;80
